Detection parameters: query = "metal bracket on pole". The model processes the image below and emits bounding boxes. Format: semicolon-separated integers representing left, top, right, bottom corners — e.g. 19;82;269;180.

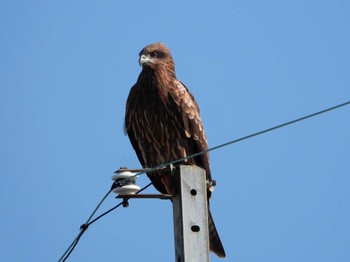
116;194;172;207
172;165;210;262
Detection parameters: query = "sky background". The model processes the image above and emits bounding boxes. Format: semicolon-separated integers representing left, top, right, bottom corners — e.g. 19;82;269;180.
1;1;350;261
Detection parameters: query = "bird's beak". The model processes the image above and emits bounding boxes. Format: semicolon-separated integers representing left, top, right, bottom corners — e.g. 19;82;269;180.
139;54;152;67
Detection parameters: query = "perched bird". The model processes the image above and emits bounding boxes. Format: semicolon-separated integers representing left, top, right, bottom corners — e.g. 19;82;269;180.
125;42;225;258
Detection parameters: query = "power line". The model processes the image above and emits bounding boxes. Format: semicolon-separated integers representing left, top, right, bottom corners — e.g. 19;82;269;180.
58;185;152;261
58;190;113;262
58;100;350;261
159;100;350;167
59;175;158;261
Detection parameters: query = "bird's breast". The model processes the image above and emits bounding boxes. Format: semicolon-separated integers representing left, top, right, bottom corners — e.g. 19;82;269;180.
129;94;187;167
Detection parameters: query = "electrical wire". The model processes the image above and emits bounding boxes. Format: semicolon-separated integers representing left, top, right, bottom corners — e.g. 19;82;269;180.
58;100;350;261
58;181;155;262
58;189;113;262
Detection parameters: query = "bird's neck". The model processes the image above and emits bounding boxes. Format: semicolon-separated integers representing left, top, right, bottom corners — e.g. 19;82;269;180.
139;66;176;93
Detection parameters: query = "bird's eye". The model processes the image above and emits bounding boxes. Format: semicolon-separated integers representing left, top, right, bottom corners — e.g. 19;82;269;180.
150;51;157;57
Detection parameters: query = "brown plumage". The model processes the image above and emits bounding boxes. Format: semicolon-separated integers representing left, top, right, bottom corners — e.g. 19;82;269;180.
125;42;225;258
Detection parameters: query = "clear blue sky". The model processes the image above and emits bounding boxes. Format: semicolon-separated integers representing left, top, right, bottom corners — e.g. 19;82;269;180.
1;1;350;261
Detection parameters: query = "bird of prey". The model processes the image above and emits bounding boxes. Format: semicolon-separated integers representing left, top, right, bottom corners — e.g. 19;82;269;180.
125;42;225;258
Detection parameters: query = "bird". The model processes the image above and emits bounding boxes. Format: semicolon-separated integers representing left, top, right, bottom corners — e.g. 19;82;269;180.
125;42;226;258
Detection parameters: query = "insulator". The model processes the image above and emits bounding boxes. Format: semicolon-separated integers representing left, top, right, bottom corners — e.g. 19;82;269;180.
111;170;140;195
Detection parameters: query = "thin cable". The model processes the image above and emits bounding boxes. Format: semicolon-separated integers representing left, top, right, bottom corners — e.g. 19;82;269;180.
58;100;350;261
87;180;154;227
60;230;84;262
59;179;156;262
129;100;350;177
58;190;113;262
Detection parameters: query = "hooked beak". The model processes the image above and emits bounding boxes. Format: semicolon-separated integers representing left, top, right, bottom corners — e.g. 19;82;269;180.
139;54;152;67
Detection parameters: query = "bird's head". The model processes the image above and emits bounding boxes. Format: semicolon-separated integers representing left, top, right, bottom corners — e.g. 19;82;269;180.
138;42;175;74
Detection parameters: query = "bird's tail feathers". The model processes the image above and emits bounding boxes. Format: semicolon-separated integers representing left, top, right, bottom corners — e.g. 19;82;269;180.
209;210;226;258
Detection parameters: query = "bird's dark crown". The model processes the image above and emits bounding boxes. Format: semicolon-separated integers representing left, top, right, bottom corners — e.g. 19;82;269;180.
139;42;170;58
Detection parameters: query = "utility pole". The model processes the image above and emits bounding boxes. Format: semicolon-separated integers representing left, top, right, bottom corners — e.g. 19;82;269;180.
172;165;210;262
114;165;210;261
